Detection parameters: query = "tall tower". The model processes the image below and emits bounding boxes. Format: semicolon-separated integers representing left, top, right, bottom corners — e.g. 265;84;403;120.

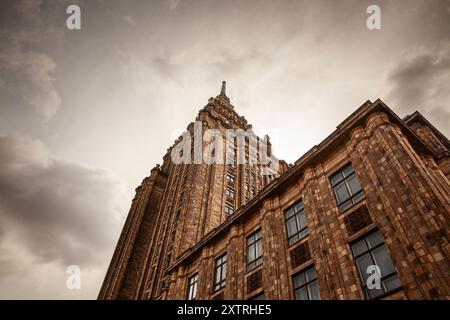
98;83;288;299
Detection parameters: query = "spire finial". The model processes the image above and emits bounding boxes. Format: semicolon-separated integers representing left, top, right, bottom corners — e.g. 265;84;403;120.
220;81;226;96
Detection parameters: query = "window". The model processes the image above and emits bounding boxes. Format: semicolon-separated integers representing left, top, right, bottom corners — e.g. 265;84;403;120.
285;200;309;245
224;203;234;216
351;230;401;299
293;266;320;300
169;230;176;244
178;189;185;206
249;292;265;300
227;146;235;157
175;209;181;221
165;253;172;269
247;230;263;271
187;273;198;300
226;172;235;183
227;148;236;166
213;254;227;291
225;187;234;199
330;163;365;211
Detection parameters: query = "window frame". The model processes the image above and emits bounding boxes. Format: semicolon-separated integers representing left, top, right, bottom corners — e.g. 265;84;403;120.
226;172;235;183
330;163;365;211
246;229;263;271
351;230;402;299
225;187;235;199
187;273;198;300
284;199;309;246
213;254;227;292
224;203;234;216
292;266;320;300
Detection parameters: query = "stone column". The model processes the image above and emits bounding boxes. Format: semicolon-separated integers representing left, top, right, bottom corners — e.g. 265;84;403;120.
260;196;291;299
226;223;245;299
303;165;363;299
349;111;450;299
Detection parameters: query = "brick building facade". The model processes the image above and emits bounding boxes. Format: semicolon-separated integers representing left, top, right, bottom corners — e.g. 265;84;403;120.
99;83;450;300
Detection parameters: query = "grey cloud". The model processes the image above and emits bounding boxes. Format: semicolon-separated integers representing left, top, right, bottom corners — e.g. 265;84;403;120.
0;135;124;270
0;0;67;121
208;50;272;80
387;46;450;135
0;44;61;120
0;0;450;299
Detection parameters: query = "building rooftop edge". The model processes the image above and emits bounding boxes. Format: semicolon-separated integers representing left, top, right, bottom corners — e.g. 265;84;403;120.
166;98;442;272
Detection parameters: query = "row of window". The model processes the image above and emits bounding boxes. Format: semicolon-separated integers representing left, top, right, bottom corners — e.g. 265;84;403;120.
284;163;364;247
186;163;398;299
187;229;401;300
224;162;364;222
225;170;235;216
166;169;190;269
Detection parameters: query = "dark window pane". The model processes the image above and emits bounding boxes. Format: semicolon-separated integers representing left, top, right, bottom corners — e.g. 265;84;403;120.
352;191;365;203
366;231;384;248
295;287;308;300
299;228;309;239
285;207;295;219
222;264;227;280
347;174;362;195
288;235;298;245
215;270;221;284
330;173;344;186
309;281;321;300
293;272;306;288
297;211;307;230
256;240;263;259
383;274;402;292
248;246;255;264
351;238;369;256
342;165;355;177
335;183;350;204
366;287;384;299
339;199;353;211
294;201;304;213
286;218;298;238
305;267;317;282
356;253;374;283
372;245;396;276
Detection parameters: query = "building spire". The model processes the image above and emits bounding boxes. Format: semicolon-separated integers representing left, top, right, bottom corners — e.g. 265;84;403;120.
220;81;226;96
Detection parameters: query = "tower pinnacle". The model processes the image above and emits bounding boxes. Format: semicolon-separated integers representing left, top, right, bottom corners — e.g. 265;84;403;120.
220;81;226;96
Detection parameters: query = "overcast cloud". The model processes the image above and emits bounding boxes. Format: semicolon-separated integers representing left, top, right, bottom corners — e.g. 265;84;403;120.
0;0;449;299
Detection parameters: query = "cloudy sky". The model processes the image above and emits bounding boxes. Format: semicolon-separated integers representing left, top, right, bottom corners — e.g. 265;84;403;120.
0;0;449;299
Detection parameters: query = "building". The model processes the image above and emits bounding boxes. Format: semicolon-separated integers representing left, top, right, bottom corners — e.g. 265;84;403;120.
98;83;450;300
